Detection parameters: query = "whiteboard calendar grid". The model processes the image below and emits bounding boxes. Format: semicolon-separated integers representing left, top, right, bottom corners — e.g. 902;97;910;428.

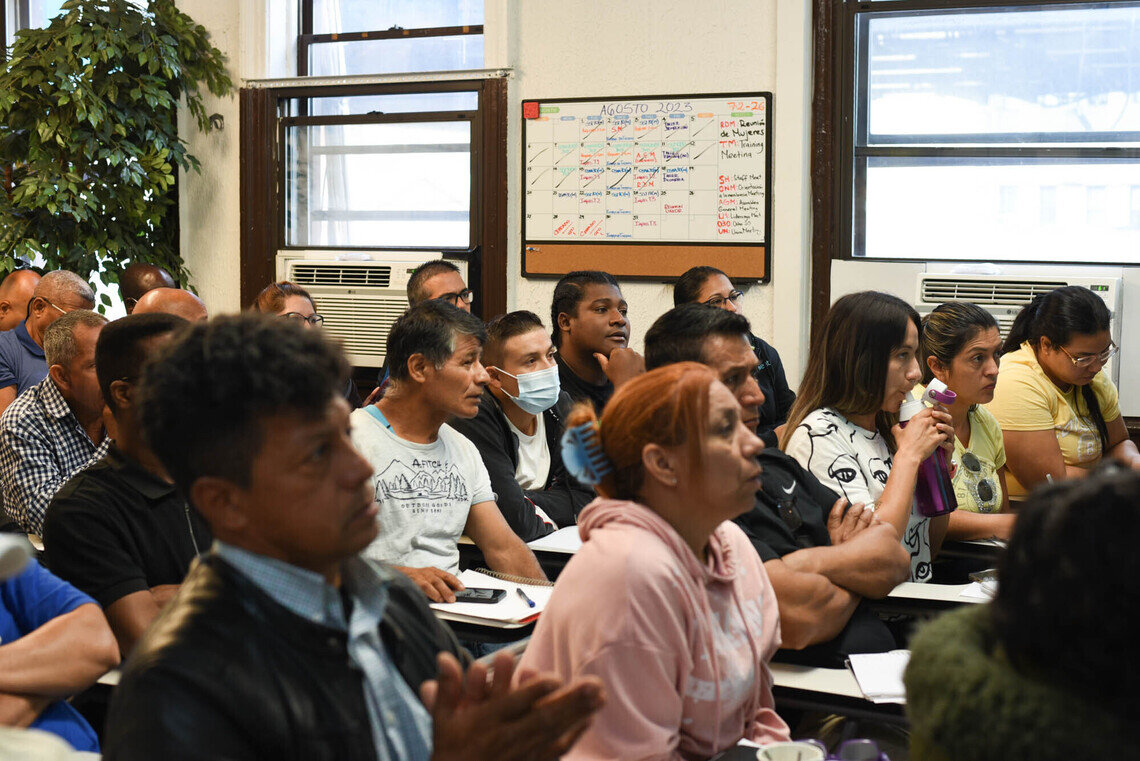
522;93;771;246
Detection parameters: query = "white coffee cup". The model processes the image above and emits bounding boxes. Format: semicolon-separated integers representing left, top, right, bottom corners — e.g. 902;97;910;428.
756;741;828;761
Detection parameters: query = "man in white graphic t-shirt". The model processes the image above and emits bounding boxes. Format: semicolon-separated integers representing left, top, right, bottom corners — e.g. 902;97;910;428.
351;301;546;602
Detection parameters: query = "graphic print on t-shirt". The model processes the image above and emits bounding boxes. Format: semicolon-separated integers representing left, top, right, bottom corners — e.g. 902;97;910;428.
375;457;469;511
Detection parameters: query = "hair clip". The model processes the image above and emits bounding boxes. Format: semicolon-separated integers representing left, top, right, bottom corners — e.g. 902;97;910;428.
560;421;613;486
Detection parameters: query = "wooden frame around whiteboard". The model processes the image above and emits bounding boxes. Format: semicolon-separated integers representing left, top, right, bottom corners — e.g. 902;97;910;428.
521;91;772;283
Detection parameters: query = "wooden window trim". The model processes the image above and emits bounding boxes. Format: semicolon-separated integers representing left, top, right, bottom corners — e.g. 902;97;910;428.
239;77;507;320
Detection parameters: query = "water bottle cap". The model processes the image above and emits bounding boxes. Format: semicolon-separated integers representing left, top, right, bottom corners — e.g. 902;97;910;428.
899;391;924;421
924;378;957;405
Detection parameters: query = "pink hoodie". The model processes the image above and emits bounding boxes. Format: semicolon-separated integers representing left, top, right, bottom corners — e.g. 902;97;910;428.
517;498;790;760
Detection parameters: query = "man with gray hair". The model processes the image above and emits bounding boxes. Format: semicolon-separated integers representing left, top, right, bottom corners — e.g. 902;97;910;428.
0;310;109;534
0;270;95;416
354;301;545;603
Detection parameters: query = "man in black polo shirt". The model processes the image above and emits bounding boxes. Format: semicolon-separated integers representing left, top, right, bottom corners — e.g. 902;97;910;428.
43;313;208;657
645;305;911;667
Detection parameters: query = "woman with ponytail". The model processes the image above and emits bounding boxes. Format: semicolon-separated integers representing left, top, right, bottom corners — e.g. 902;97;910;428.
919;302;1017;540
988;286;1140;498
516;362;790;759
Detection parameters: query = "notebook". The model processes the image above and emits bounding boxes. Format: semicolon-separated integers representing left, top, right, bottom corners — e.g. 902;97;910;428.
429;569;554;627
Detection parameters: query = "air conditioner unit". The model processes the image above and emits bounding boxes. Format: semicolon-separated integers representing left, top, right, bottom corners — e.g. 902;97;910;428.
914;273;1122;385
276;251;466;367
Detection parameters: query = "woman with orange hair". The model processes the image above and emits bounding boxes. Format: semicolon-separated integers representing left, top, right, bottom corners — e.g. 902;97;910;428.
516;362;790;760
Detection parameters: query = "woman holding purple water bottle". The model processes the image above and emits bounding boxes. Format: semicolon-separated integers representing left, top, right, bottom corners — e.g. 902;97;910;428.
781;292;954;583
919;302;1018;541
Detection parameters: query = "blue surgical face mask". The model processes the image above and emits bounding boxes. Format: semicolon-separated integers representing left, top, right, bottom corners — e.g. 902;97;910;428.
493;364;560;415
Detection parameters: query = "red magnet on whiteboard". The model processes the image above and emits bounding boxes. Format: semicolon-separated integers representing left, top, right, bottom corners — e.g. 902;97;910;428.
523;101;540;119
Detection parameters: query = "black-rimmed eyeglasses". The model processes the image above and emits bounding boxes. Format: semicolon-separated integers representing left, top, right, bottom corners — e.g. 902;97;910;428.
282;312;325;327
701;290;743;309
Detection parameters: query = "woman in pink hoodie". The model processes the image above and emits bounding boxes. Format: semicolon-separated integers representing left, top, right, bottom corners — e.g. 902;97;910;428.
517;362;791;760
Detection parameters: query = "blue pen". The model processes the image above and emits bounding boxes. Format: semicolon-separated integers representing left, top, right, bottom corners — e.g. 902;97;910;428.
516;587;535;608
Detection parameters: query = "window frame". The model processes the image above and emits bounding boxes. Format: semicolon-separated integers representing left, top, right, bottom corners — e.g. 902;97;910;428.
239;76;508;320
278;83;481;252
831;0;1140;266
297;0;483;77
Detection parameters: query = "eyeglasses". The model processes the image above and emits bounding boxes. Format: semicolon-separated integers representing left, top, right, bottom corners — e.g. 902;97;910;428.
438;289;475;306
282;312;325;327
1058;340;1118;368
701;290;743;309
40;297;69;315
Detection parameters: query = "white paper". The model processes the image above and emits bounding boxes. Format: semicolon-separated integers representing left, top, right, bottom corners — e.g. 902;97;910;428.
847;649;910;704
429;569;553;624
960;580;997;600
526;526;583;554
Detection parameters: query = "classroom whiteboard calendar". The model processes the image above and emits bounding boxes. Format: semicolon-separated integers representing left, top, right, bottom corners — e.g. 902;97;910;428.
521;92;771;280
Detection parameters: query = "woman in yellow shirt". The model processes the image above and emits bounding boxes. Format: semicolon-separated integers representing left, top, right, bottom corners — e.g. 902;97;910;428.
921;302;1017;540
988;286;1140;498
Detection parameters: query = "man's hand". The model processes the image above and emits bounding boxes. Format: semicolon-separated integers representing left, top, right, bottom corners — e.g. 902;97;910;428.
423;651;604;761
826;498;875;545
395;566;464;603
593;348;644;390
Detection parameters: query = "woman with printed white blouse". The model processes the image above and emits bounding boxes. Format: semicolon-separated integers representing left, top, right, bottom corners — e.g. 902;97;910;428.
781;292;954;583
918;302;1017;541
987;285;1140;499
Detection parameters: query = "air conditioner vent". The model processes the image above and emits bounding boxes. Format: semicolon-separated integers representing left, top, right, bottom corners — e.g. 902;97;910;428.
291;264;393;288
920;278;1067;306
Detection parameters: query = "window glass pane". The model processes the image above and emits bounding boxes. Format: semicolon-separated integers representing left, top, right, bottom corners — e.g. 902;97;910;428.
309;35;483;76
861;157;1140;263
864;4;1140;139
287;92;479;118
312;0;482;35
285;121;471;249
7;0;65;46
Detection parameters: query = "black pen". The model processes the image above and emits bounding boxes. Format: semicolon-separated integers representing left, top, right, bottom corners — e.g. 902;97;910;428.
516;587;535;608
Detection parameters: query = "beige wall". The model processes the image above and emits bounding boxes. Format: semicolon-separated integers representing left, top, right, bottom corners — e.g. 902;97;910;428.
175;0;813;382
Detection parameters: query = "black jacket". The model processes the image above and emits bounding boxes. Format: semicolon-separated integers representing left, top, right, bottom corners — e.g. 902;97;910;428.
748;333;797;449
103;554;467;761
450;389;594;541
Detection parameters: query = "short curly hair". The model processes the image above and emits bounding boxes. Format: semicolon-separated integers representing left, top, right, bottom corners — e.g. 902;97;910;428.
137;314;349;493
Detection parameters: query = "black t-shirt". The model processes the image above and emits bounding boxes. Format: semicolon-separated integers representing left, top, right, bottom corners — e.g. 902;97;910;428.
748;333;797;449
556;355;613;415
734;448;896;667
734;449;834;561
42;445;211;608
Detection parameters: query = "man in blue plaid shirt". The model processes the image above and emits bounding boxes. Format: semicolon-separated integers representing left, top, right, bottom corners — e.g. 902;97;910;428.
0;310;110;535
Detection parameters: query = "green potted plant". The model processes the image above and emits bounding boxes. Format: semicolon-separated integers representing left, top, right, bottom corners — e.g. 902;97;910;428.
0;0;233;301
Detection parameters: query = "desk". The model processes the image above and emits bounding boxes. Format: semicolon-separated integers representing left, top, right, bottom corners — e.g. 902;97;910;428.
940;538;1005;563
459;527;581;580
770;663;907;726
869;581;983;618
440;617;536;645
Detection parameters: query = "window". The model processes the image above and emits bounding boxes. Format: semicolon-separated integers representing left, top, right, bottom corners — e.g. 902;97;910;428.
3;0;64;50
282;89;478;249
298;0;483;77
841;1;1140;264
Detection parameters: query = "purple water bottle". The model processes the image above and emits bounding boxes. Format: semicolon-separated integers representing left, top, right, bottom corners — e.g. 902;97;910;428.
898;380;958;518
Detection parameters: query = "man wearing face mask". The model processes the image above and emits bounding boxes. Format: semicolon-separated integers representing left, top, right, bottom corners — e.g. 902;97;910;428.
450;312;594;541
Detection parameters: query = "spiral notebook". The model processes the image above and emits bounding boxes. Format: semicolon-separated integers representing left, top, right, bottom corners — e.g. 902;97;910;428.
430;569;554;627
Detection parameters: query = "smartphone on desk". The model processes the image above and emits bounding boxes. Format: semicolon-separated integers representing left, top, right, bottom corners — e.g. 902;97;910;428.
451;587;506;604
